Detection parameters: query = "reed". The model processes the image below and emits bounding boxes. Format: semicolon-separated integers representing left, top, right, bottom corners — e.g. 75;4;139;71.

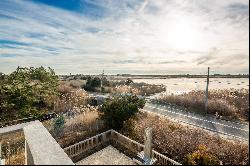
156;88;249;122
122;112;249;165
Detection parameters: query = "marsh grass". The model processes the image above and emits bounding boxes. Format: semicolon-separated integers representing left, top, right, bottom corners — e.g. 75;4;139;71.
121;112;249;165
156;88;249;122
0;131;25;165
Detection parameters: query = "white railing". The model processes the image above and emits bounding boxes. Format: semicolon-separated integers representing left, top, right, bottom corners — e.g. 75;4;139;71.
152;150;181;165
64;129;181;165
110;130;144;153
64;130;111;158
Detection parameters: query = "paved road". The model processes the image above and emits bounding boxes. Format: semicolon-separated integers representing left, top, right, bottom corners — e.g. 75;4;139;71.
143;102;249;141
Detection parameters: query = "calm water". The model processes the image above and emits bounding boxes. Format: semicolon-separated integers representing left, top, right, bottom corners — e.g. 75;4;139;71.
133;78;249;94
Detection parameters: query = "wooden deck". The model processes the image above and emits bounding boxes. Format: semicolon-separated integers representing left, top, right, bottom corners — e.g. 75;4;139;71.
76;146;136;165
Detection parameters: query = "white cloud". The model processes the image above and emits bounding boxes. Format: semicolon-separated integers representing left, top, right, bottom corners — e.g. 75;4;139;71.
0;0;249;74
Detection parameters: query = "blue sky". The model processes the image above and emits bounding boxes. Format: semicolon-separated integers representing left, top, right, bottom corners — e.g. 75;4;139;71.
0;0;249;75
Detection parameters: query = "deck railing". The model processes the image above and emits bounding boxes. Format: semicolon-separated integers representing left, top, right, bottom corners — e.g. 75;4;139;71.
110;130;144;153
152;150;181;165
64;130;111;158
64;129;181;165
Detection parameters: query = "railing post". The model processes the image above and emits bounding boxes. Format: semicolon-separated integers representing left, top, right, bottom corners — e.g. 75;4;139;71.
144;127;153;159
111;130;114;140
103;132;107;142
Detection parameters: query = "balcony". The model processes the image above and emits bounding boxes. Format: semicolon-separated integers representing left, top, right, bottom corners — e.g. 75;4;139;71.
1;121;181;165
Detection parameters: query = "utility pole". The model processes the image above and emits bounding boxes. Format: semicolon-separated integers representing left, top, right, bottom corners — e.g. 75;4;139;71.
205;67;210;113
101;69;104;93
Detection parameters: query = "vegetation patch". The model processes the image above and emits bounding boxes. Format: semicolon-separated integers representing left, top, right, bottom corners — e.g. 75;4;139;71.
43;107;106;148
0;131;25;165
98;94;145;130
81;77;166;96
0;67;59;123
155;89;249;122
121;112;249;165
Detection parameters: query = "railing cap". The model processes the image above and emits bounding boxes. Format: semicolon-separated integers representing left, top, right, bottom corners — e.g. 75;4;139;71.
24;121;74;165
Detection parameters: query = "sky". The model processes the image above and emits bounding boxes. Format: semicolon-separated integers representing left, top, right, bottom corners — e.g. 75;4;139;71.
0;0;249;75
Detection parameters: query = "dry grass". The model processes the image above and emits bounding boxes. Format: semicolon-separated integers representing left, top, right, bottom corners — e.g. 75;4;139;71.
0;131;25;165
112;85;140;94
0;131;24;144
108;83;165;96
43;107;106;148
156;88;249;122
4;152;25;165
121;112;249;165
64;109;99;132
55;83;91;114
60;80;86;89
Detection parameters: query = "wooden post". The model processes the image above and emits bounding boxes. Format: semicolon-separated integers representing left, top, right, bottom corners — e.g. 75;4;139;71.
205;67;210;113
144;127;152;160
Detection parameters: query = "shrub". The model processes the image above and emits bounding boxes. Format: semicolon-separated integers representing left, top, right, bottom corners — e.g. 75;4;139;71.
125;78;133;85
0;66;59;122
53;115;65;137
98;94;145;130
83;77;101;91
184;144;219;165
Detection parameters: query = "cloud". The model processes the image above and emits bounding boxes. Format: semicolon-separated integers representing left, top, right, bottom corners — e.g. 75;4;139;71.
194;47;219;65
158;60;187;64
113;59;140;64
0;0;249;74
